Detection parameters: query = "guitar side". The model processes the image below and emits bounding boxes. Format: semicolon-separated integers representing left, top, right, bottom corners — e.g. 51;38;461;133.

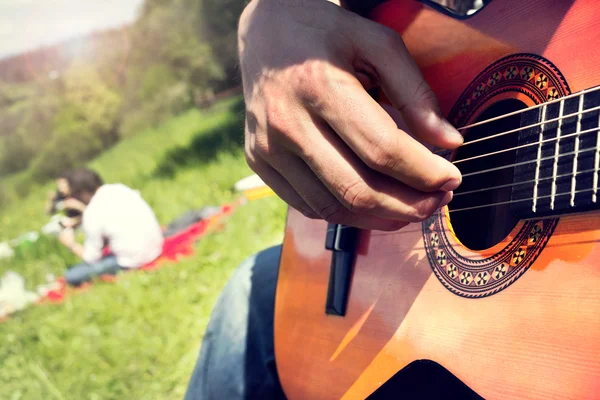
274;0;600;399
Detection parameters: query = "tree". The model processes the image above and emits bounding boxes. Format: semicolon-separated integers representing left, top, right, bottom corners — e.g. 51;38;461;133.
196;0;248;90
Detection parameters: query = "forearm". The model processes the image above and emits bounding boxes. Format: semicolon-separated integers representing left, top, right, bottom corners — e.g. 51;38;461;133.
246;0;346;9
67;242;85;259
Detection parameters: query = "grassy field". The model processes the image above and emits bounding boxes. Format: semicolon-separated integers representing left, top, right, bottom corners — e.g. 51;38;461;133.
0;97;288;399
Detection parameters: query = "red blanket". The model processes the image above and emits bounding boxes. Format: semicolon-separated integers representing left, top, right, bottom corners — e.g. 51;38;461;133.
41;203;235;304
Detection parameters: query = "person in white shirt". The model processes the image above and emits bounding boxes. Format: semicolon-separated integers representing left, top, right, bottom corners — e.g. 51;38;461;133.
57;168;164;286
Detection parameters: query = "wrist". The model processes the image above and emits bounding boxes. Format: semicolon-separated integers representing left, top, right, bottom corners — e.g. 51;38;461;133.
243;0;341;13
239;0;344;42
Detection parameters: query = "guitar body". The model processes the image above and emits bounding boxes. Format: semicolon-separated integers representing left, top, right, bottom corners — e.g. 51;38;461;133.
274;0;600;398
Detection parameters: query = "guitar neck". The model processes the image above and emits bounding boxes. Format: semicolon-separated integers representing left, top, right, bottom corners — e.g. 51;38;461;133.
511;86;600;219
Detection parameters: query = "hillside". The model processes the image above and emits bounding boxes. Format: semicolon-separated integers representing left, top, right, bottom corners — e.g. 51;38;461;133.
0;27;130;85
0;97;287;399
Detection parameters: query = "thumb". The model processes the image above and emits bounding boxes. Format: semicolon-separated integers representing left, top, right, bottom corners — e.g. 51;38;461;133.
352;20;463;149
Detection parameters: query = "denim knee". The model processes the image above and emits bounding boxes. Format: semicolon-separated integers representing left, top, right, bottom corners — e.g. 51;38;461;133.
64;263;91;286
185;245;284;400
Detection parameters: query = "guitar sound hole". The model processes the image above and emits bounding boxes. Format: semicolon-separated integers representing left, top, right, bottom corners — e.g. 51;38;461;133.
449;99;526;250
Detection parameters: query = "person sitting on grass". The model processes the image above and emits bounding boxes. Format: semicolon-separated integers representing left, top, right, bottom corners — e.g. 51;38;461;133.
43;171;83;231
57;168;164;286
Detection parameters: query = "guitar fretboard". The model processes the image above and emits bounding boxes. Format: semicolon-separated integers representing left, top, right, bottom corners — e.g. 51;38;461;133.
511;87;600;218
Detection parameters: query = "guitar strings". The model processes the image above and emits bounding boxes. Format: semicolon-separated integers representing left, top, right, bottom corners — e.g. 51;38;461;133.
430;87;600;157
431;105;600;160
323;166;600;230
457;86;599;132
324;185;600;234
321;149;600;231
321;89;600;232
460;146;597;178
453;126;600;165
453;104;600;151
454;167;599;197
442;187;598;213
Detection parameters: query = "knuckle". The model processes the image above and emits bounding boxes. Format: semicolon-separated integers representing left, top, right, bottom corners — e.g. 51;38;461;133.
262;97;306;153
411;79;437;107
341;180;378;214
265;99;290;135
364;139;399;173
294;61;329;108
253;137;271;158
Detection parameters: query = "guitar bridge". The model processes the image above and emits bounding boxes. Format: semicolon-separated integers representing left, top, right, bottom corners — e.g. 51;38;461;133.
325;223;358;316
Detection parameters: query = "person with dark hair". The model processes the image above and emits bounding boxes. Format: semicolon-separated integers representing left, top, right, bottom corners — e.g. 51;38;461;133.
57;168;164;286
43;171;83;231
64;168;104;205
45;171;71;215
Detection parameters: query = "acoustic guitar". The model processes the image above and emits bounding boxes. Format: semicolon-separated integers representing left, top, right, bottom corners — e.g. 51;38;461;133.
274;0;600;398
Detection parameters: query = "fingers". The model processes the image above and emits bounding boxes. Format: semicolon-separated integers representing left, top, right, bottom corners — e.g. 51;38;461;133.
351;17;464;150
278;114;453;223
245;136;318;219
239;3;463;230
266;152;410;231
313;73;461;192
247;126;406;231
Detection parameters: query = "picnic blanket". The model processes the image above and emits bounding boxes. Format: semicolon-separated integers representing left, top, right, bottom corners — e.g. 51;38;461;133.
0;202;237;323
0;174;277;323
40;202;236;304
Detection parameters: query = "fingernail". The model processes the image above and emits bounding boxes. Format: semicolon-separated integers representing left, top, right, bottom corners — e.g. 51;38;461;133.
438;191;453;208
440;178;461;192
441;117;464;141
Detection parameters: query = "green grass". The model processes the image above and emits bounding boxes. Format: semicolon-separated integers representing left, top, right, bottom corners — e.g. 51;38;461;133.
0;97;287;399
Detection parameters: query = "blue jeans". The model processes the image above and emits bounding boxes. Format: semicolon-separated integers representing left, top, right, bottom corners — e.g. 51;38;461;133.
65;255;123;286
185;245;286;399
184;247;485;400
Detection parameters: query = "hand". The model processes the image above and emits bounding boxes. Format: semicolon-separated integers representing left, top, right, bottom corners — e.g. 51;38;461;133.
239;0;463;231
58;228;76;249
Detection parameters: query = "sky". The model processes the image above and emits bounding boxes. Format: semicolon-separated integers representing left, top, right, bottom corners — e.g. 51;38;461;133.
0;0;144;59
